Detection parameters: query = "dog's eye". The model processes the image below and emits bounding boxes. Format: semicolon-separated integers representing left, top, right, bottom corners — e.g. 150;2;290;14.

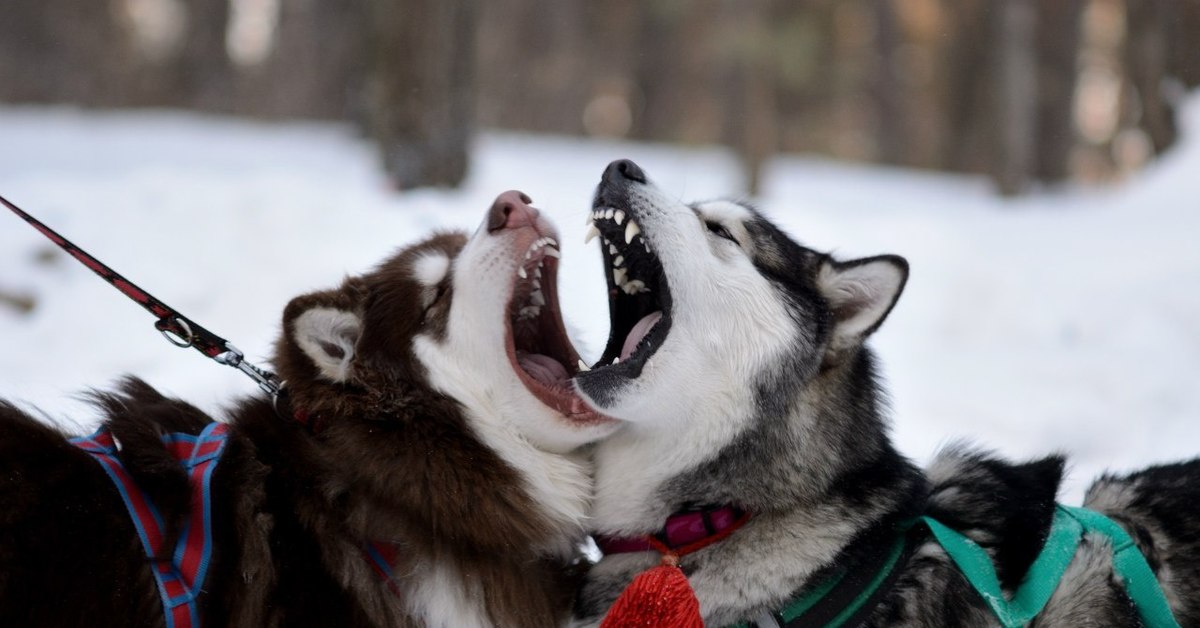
705;221;738;245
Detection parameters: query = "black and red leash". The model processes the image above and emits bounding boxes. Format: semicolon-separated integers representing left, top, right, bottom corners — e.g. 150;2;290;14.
1;193;283;398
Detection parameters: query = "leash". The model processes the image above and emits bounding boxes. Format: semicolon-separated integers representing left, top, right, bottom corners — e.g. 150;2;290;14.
1;194;283;398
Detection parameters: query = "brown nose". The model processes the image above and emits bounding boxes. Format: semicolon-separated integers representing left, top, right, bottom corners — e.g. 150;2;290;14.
487;190;538;233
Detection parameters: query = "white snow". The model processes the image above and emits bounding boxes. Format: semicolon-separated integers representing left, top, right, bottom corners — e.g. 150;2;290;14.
2;99;1198;503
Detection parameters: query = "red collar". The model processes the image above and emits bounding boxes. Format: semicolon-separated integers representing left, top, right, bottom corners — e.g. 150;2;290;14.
595;506;750;558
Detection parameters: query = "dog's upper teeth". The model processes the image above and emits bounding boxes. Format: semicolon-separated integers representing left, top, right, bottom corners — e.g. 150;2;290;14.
534;267;542;279
614;210;625;225
613;267;627;285
517;266;527;279
577;359;590;372
613;255;624;267
604;209;614;220
585;224;600;245
625;220;640;244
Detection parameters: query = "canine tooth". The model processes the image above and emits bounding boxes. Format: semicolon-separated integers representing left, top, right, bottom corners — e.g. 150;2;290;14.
605;209;614;220
613;267;627;285
613;255;624;267
614;210;625;225
625;220;640;244
517;266;527;279
577;359;590;372
612;356;620;364
544;246;560;258
585;224;600;245
530;290;545;306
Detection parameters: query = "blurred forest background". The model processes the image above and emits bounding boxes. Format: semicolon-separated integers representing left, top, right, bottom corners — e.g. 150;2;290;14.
1;0;1197;195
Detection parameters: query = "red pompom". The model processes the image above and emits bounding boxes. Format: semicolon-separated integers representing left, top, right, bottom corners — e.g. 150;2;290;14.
601;554;703;628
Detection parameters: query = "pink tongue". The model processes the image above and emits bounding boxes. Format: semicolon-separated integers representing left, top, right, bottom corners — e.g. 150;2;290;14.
621;311;662;360
517;352;570;388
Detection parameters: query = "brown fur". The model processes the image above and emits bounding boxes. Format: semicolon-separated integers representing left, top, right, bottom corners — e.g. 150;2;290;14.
0;233;583;627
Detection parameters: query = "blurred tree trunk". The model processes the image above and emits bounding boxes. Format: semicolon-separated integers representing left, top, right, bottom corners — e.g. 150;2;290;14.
244;0;364;119
720;0;777;196
365;0;478;188
994;0;1037;196
177;0;233;112
1125;0;1178;155
1034;0;1084;183
1168;1;1200;89
0;0;124;105
872;0;904;165
937;0;995;174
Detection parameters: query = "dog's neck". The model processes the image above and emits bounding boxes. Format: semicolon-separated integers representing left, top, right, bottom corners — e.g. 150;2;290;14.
590;349;922;535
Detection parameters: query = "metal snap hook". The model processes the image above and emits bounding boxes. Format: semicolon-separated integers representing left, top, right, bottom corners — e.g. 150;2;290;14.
160;317;194;348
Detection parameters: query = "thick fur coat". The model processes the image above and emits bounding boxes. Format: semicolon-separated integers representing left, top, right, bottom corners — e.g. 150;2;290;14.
1;192;615;627
571;160;1200;627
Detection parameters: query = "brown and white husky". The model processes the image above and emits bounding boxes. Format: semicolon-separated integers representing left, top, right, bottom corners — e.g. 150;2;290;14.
0;191;616;627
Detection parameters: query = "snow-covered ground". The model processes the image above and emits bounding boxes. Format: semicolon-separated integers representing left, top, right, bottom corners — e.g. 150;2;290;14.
2;99;1198;503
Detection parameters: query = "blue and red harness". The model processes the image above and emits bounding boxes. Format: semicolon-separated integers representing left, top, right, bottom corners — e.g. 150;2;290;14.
71;423;230;628
70;423;401;628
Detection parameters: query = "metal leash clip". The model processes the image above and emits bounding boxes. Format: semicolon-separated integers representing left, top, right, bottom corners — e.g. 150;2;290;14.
214;343;283;397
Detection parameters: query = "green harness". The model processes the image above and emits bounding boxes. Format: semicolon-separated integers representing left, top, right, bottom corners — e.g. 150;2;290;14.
733;505;1180;628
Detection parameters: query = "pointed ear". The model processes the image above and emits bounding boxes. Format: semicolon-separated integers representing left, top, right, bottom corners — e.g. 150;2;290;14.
818;255;908;352
292;306;362;382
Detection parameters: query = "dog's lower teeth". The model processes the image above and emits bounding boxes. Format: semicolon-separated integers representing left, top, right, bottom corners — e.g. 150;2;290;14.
530;290;545;306
519;305;540;319
608;243;618;255
614;256;624;267
545;247;560;258
517;266;527;279
613;268;627;285
577;359;590;372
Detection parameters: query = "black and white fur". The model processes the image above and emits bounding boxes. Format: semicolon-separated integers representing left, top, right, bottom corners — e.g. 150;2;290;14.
571;160;1200;626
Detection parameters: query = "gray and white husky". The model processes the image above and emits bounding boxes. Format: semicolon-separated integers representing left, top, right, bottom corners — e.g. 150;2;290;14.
571;160;1200;627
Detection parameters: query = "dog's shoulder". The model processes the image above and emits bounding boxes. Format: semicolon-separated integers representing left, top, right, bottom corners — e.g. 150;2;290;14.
925;445;1065;589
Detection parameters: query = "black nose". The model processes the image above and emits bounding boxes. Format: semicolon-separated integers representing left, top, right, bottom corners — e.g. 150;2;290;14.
604;159;647;184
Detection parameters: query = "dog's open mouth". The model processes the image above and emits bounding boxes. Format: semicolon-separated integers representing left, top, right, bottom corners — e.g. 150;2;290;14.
504;235;605;422
579;186;673;381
